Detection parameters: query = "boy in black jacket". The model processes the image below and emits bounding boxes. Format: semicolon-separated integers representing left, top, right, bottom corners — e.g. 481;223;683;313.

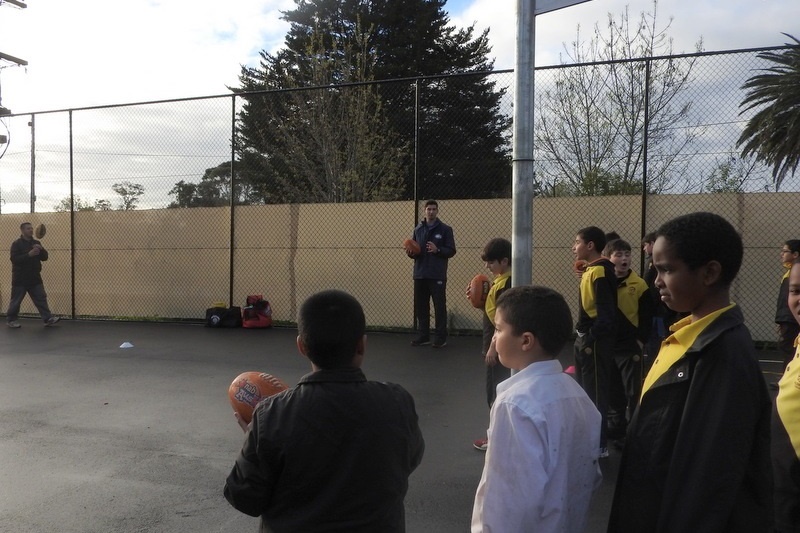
224;290;425;532
607;212;772;533
603;238;653;442
773;257;800;533
572;226;617;457
776;239;800;369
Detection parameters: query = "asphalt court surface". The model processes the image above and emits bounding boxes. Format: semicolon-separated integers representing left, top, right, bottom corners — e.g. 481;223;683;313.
0;320;783;532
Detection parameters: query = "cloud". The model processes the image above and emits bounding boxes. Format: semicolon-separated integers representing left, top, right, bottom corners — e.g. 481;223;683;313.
447;0;799;69
0;0;293;112
2;0;796;113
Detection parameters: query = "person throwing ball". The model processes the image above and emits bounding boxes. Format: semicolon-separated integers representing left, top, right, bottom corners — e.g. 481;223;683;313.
6;222;60;328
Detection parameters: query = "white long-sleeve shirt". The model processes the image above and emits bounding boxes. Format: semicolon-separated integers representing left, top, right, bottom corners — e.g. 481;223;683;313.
471;359;602;533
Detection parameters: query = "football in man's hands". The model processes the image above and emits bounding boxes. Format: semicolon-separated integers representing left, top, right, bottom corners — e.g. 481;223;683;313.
228;372;289;424
403;238;421;257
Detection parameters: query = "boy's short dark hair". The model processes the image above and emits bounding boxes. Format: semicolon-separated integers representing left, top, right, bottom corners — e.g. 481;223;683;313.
424;199;438;208
495;286;573;357
481;238;512;262
604;238;631;256
642;232;657;245
298;290;366;369
605;231;621;243
20;222;32;230
785;240;800;254
656;212;743;287
577;226;606;253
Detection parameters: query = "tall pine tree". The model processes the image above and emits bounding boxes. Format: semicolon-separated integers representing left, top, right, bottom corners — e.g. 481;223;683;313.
233;0;510;202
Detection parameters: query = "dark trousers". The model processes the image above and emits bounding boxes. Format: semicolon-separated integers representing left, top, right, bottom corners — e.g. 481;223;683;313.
482;328;510;406
778;322;800;368
6;283;53;322
413;278;447;341
574;335;614;448
485;362;511;407
608;350;644;433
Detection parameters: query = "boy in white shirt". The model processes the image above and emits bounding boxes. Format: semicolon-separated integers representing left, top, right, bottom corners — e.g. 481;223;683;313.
471;286;602;533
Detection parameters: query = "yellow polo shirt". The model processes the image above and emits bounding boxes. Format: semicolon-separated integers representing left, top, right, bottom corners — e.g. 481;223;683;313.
484;272;511;323
777;338;800;458
641;303;736;399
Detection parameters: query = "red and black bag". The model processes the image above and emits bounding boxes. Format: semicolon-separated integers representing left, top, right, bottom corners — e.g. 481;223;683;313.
243;294;272;329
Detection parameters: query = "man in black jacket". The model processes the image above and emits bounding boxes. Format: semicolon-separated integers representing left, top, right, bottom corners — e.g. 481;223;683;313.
408;200;456;348
6;222;59;328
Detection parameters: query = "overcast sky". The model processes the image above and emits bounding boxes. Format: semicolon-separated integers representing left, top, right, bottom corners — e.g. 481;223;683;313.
0;0;797;114
0;0;797;213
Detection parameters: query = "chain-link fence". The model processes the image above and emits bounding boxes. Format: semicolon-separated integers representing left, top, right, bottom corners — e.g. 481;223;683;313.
0;46;795;343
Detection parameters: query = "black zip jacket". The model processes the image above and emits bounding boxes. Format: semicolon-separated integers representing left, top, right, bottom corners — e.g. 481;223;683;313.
410;218;456;281
776;270;794;324
576;257;617;343
224;367;425;533
10;236;48;287
608;305;772;533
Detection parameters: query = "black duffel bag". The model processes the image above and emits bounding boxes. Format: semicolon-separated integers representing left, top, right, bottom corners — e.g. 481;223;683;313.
205;306;243;328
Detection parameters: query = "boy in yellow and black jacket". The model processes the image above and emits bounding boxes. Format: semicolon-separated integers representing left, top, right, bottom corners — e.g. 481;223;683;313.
470;238;512;451
603;238;654;442
572;226;617;456
776;240;800;369
773;257;800;533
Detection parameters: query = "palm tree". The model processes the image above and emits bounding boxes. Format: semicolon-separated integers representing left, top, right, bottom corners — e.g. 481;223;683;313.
737;34;800;191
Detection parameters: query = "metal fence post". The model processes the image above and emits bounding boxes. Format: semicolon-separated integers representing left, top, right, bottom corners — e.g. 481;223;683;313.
640;58;652;273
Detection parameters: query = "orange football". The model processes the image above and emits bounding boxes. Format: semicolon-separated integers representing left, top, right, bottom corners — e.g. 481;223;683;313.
403;238;421;256
467;274;491;309
573;259;588;274
228;371;289;424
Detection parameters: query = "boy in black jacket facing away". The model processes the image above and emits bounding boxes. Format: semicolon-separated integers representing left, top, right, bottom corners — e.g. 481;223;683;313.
224;290;425;532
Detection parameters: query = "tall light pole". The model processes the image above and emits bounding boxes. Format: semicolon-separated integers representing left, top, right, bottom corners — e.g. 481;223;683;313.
512;0;592;287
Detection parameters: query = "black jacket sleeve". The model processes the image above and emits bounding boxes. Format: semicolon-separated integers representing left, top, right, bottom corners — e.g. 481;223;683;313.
223;415;277;517
589;275;616;342
637;287;655;344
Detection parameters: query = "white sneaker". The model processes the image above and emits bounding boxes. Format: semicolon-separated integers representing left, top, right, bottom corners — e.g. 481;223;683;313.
44;317;60;327
7;321;21;328
599;447;610;458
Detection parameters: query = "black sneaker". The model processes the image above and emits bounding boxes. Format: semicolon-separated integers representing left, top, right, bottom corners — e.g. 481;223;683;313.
410;337;431;346
432;339;447;348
